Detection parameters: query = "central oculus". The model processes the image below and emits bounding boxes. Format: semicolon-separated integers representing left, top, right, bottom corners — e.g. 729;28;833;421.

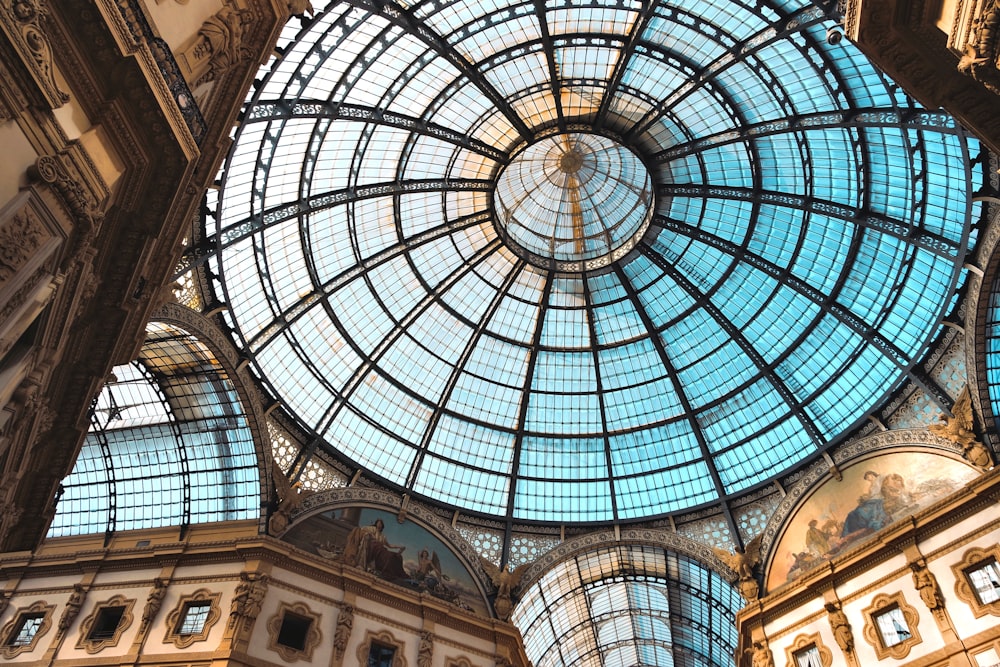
493;133;654;271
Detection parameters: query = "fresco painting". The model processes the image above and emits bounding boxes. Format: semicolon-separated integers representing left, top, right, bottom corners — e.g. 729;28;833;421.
282;507;489;616
766;452;978;590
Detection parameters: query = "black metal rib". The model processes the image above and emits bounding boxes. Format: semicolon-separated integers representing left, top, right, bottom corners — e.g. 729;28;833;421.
594;0;661;130
657;184;961;260
532;0;566;131
242;99;508;162
625;5;826;143
503;272;555;565
180;179;491;278
651;215;912;367
637;242;826;449
581;274;620;524
340;0;533;141
654;109;961;163
610;263;743;550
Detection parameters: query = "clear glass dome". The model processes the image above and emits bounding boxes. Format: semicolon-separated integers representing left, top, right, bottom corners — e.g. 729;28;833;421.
207;0;976;525
494;132;653;270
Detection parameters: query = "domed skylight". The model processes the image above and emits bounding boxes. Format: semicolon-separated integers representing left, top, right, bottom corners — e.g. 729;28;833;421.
206;0;976;525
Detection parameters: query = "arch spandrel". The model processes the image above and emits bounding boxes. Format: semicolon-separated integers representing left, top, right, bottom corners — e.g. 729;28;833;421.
760;430;981;593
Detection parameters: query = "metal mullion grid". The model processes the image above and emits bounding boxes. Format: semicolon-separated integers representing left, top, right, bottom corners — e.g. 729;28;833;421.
638;241;825;452
404;257;527;489
247;212;487;360
593;0;661;130
289;238;503;478
610;261;742;547
131;360;192;534
625;5;825;143
623;6;799;141
648;215;908;436
339;0;533;141
502;270;554;561
581;273;619;523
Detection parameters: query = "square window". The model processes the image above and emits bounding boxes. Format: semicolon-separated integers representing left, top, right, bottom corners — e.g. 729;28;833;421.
967;559;1000;605
176;601;212;635
874;606;911;648
276;612;312;652
793;645;822;667
6;614;45;647
368;641;396;667
87;606;125;641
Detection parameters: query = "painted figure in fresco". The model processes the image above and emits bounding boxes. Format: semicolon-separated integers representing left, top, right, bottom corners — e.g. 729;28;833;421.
345;518;408;580
413;548;443;589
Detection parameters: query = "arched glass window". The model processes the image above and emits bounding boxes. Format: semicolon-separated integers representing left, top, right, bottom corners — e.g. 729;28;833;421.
512;545;741;667
48;322;260;537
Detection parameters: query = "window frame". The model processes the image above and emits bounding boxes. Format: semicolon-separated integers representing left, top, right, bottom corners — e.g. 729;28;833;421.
75;594;135;653
861;591;921;660
0;601;55;659
266;601;322;662
356;630;405;667
783;632;831;667
952;545;1000;618
163;589;222;649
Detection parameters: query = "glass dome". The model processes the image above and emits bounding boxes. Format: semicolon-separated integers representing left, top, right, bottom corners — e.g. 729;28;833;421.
207;0;976;525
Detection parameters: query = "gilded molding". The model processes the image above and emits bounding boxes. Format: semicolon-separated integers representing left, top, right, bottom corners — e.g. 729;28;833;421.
950;544;1000;618
74;594;135;653
519;528;738;592
0;600;55;659
860;591;922;660
162;588;222;649
290;488;492;587
0;0;70;108
356;629;407;667
759;429;967;561
783;632;832;667
265;601;322;662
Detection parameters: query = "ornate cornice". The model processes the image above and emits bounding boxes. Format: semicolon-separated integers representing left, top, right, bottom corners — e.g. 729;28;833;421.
0;0;69;110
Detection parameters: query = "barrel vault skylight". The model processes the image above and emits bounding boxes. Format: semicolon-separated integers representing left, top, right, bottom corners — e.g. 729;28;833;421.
202;0;978;527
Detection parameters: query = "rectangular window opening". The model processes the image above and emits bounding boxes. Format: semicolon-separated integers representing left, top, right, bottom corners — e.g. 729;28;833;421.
177;601;212;635
794;645;822;667
276;612;312;652
967;558;1000;605
368;641;396;667
874;606;911;648
88;606;126;641
6;614;45;647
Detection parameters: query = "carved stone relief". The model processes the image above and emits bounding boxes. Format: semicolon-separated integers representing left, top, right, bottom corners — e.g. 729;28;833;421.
0;0;70;108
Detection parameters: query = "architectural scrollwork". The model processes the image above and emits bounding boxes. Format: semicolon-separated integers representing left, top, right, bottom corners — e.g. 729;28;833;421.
30;154;105;235
928;386;993;470
957;1;1000;95
1;0;70;107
